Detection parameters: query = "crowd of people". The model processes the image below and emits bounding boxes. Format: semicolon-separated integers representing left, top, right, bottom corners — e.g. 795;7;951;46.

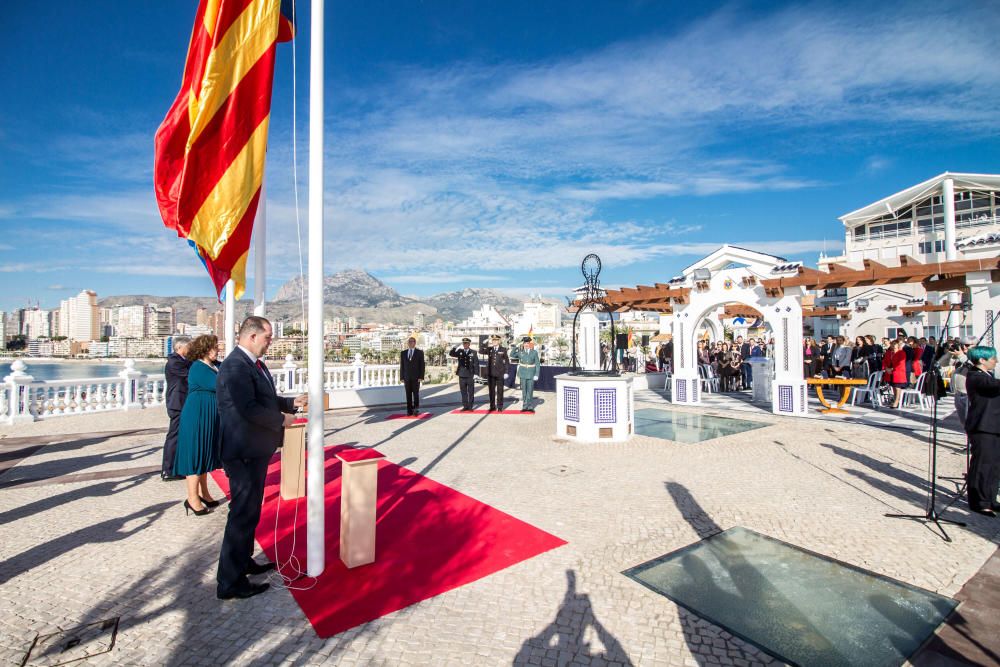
802;332;976;409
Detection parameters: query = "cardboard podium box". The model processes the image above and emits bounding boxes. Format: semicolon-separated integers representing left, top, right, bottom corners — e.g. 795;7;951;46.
280;419;308;500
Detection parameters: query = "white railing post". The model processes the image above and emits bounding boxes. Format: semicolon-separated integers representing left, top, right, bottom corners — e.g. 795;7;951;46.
353;353;364;388
118;359;145;410
4;360;36;424
283;354;298;393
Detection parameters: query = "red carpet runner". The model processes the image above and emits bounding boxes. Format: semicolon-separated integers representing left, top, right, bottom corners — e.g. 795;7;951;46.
211;446;565;637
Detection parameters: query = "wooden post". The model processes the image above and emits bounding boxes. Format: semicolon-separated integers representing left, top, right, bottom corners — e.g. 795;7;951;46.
336;448;385;568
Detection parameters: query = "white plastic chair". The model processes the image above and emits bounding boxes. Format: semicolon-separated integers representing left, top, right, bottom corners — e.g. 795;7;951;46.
852;371;883;408
699;364;720;393
900;373;930;410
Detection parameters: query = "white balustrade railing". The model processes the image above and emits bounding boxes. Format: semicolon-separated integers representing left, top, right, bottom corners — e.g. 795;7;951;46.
274;354;401;394
2;359;167;424
2;354;401;424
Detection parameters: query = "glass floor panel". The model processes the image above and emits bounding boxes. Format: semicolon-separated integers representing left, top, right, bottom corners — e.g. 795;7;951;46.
634;408;768;443
624;527;956;667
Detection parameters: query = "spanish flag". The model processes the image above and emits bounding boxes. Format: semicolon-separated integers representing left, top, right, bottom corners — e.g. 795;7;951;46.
154;0;294;300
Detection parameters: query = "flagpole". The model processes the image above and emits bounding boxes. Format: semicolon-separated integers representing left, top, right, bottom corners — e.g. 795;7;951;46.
253;180;267;317
306;0;326;578
224;280;236;356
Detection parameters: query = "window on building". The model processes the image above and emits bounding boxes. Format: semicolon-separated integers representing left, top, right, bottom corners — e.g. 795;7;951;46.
886;327;908;339
918;240;946;254
853;226;866;240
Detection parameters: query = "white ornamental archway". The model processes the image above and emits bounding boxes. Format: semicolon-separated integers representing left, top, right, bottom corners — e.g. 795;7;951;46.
667;246;809;415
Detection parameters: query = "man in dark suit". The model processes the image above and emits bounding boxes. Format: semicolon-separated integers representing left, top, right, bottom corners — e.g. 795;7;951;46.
216;316;307;600
965;346;1000;516
449;337;479;410
161;336;192;481
483;334;510;412
399;336;425;415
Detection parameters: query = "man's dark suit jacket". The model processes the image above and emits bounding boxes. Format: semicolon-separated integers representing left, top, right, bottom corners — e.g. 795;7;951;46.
966;368;1000;435
399;348;425;382
739;343;751;359
217;348;296;460
483;346;510;378
164;353;192;413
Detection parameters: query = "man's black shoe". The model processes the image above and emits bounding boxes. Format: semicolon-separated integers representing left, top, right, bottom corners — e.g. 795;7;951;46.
217;582;269;600
245;560;277;576
161;474;184;482
525;409;535;413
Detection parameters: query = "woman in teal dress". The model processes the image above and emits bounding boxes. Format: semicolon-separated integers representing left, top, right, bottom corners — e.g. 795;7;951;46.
175;335;222;515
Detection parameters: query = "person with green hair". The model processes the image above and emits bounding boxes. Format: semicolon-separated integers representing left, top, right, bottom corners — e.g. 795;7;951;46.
965;345;1000;517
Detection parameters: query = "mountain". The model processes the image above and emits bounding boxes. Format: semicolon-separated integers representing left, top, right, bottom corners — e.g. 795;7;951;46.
423;288;525;322
273;269;406;307
101;271;554;327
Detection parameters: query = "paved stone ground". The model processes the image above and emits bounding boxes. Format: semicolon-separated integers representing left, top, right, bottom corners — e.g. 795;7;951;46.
1;383;998;666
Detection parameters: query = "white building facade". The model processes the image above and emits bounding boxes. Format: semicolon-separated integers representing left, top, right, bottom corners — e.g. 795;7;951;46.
814;173;1000;342
58;290;99;342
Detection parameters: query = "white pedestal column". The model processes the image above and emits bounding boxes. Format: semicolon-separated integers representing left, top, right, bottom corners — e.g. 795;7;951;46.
118;359;146;410
3;361;35;425
555;374;634;442
337;448;385;568
578;311;600;370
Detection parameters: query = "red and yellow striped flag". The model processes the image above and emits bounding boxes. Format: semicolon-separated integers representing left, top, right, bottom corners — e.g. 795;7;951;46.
154;0;294;300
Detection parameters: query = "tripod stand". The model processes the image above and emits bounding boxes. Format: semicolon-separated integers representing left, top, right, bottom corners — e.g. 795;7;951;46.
886;306;966;541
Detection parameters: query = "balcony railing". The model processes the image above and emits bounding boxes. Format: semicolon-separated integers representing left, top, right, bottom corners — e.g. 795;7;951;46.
3;354;400;424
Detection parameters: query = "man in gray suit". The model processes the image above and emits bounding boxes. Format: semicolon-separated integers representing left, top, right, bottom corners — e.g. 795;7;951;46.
449;337;479;410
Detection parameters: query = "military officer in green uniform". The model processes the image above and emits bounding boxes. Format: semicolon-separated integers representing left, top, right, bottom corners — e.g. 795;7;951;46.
516;337;541;413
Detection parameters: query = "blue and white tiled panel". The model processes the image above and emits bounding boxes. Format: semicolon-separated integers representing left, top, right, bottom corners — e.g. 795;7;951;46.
594;388;617;423
564;386;580;422
672;378;700;404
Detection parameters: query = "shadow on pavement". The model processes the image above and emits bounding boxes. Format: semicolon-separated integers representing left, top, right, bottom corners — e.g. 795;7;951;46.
513;570;632;666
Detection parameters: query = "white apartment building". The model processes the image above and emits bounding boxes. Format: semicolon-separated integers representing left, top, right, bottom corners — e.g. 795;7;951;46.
58;290;99;342
454;304;511;340
22;308;51;339
114;305;147;338
814;172;1000;340
512;300;562;338
0;311;6;349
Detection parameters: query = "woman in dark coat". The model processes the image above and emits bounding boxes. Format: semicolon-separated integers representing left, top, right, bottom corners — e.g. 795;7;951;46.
965;346;1000;516
175;334;222;515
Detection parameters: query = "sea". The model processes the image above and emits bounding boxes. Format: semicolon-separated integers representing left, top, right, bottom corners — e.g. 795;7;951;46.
0;360;167;382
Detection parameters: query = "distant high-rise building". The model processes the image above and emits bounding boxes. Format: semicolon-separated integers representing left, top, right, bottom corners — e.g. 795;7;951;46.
23;308;51;339
116;305;147;338
4;309;23;340
58;290;99;341
413;311;425;329
210;310;225;337
147;305;175;337
0;311;6;349
196;307;208;327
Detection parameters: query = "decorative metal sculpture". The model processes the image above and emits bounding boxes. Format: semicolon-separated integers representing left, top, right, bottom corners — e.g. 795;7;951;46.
570;253;619;375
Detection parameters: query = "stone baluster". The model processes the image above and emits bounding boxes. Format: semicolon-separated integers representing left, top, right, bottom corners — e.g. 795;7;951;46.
4;361;35;424
119;360;146;411
282;354;298;392
353;354;364;388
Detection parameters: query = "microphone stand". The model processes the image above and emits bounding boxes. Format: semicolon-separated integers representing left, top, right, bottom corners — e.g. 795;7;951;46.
885;303;966;542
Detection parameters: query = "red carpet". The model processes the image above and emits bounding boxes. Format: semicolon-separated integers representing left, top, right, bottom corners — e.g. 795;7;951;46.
449;409;534;415
385;412;431;420
210;447;565;637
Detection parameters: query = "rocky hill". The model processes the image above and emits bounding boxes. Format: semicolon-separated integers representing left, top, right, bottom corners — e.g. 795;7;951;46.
101;270;544;326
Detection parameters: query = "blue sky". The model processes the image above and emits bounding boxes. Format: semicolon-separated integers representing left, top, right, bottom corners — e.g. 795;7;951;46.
1;0;998;312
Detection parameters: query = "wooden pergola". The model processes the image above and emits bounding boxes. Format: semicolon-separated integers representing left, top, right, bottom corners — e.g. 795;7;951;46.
593;256;1000;313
